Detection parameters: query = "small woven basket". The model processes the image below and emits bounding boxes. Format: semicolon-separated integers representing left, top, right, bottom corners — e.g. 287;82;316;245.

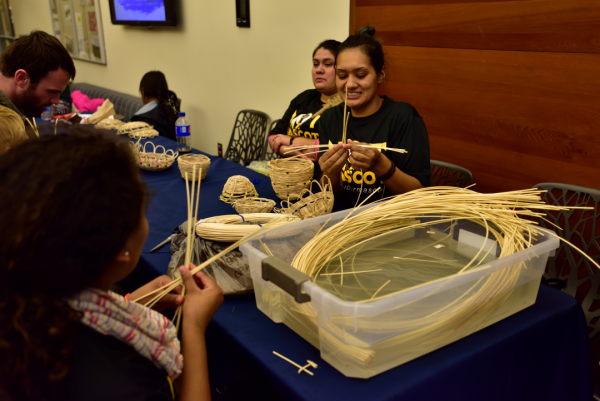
219;175;259;204
132;141;178;171
232;197;276;214
275;178;334;219
178;154;211;181
95;118;123;130
117;121;159;139
268;158;314;200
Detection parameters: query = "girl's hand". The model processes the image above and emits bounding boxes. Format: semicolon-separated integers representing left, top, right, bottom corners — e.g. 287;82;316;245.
269;134;291;154
346;139;390;175
179;264;224;333
129;275;183;312
318;143;348;179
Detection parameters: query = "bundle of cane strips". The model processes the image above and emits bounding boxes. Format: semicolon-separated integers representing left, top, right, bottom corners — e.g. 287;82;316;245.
171;165;203;331
283;144;408;160
233;197;276;214
219;175;259;203
268;158;314;200
132;141;178;171
195;213;300;242
275;177;334;220
117;121;159;139
178;153;211;181
95;118;124;130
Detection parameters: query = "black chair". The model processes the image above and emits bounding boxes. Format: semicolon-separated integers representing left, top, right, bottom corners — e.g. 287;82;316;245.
430;160;474;188
261;119;280;161
224;110;270;166
533;183;600;335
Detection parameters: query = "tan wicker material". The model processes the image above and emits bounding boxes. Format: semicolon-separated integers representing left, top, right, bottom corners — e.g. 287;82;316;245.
94;118;124;130
275;179;334;219
233;197;276;214
219;175;259;203
195;213;300;242
178;154;211;181
131;141;178;171
86;99;115;125
117;121;159;139
268;158;314;200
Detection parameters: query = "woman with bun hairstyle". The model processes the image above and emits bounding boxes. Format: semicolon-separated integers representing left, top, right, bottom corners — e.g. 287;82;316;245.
269;39;341;159
0;129;222;401
317;28;430;208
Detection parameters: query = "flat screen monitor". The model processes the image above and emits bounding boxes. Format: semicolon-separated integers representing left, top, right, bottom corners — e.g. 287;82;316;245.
109;0;177;27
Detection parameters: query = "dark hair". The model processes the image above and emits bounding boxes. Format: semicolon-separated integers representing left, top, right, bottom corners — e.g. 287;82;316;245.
0;30;76;84
312;39;341;58
0;129;147;400
139;71;175;135
337;28;384;75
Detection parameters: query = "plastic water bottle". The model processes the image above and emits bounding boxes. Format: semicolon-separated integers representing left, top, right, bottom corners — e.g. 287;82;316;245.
41;106;53;120
175;112;192;154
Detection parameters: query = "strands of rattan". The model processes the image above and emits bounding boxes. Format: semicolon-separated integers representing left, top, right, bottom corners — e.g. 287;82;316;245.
137;217;304;309
219;175;259;203
173;166;202;331
94;118;124;130
259;238;274;257
195;213;300;242
312;93;343;119
319;269;382;276
268;158;314;200
284;144;408;157
25;118;40;138
178;154;211;181
272;351;314;376
54;119;58;135
233;197;276;214
342;86;348;144
370;280;391;300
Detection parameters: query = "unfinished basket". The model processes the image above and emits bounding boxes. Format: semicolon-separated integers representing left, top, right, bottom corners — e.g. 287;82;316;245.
94;118;124;130
117;121;159;139
268;158;314;200
233;197;276;214
132;141;178;171
178;154;211;181
219;175;259;204
275;179;334;219
195;213;300;242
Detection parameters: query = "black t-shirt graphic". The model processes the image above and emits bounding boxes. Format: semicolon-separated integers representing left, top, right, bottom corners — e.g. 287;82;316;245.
318;96;430;209
271;89;325;140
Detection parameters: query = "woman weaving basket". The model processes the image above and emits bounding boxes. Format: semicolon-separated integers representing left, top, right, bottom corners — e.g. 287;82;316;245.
268;39;341;159
0;130;222;401
317;29;431;208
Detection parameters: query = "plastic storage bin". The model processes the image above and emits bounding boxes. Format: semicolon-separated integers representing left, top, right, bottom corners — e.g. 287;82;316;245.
240;206;560;378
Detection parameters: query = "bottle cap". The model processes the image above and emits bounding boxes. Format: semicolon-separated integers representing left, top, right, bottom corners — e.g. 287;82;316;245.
179;112;185;117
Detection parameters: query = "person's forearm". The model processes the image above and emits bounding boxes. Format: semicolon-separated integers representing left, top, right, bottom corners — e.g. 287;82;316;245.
180;326;210;401
276;136;314;156
373;157;423;195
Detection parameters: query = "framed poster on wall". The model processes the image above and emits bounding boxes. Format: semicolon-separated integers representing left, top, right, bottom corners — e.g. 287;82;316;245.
49;0;106;64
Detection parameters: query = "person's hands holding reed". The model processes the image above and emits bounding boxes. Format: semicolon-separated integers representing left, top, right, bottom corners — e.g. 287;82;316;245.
179;264;224;332
130;275;183;312
346;139;388;175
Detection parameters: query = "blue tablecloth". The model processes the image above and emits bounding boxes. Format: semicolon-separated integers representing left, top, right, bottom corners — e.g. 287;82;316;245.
134;136;592;400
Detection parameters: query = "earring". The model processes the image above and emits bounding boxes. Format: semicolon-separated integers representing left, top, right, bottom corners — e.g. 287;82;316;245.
124;251;130;256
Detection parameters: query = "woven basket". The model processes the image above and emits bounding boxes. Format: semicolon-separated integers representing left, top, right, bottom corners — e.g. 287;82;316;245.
132;141;178;171
195;213;300;242
232;197;276;214
118;121;159;139
275;178;334;219
219;175;259;204
268;158;314;200
95;118;123;130
178;154;211;181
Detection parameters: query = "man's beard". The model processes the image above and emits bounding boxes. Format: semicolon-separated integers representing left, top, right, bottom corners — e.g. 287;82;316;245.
16;84;46;118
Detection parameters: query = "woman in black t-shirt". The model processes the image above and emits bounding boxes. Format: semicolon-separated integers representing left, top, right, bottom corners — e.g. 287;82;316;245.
0;128;223;401
268;39;341;159
318;30;430;208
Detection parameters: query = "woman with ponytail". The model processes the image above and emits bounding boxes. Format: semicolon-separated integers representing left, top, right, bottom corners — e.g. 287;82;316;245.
131;71;179;140
317;28;431;208
0;129;222;400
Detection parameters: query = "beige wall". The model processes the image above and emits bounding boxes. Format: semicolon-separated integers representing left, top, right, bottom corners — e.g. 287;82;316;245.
11;0;349;153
